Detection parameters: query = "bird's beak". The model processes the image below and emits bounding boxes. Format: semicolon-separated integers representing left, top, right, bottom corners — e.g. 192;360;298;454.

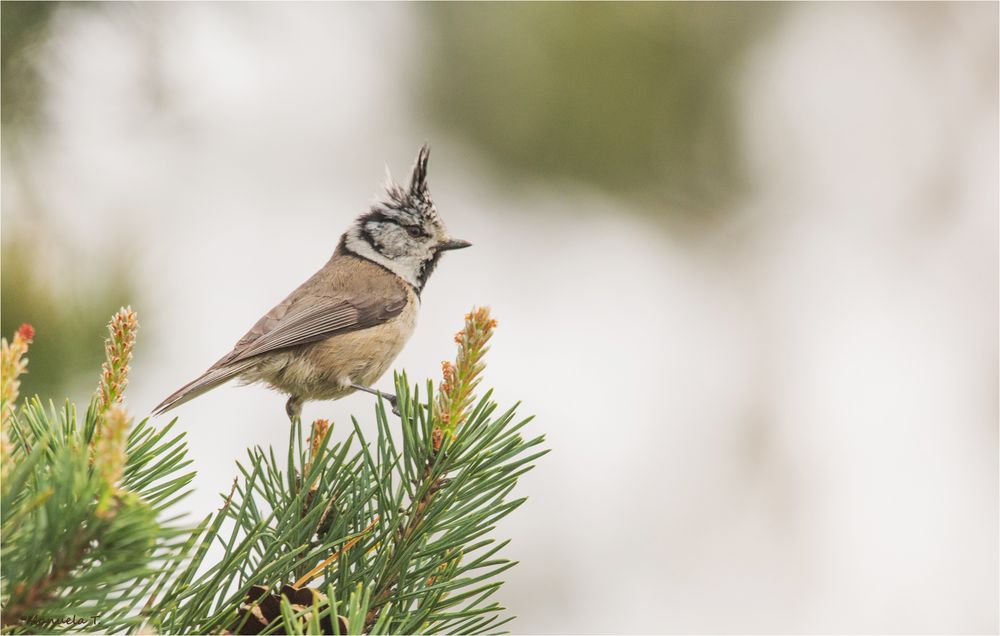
437;237;473;251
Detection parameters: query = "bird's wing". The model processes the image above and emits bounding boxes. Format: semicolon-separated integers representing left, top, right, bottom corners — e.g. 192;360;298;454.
151;358;258;415
152;291;408;415
217;290;409;367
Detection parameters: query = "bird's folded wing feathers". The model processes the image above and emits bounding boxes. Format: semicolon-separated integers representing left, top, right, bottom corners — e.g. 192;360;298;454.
153;272;408;415
215;292;408;367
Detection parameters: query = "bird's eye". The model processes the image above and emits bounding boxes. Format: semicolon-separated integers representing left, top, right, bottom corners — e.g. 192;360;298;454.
405;225;423;238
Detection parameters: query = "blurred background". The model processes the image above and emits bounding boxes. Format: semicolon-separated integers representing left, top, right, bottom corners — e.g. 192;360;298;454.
2;2;997;632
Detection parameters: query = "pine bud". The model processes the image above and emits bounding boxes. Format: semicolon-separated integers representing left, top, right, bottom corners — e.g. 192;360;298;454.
304;418;331;480
2;323;35;474
309;419;330;459
94;406;130;517
95;307;138;416
436;307;497;435
1;323;34;427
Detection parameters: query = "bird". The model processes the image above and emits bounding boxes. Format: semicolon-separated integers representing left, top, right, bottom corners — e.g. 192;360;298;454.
152;144;471;422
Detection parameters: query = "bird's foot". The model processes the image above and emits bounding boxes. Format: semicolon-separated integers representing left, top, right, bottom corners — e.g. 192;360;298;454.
350;384;401;417
286;395;304;424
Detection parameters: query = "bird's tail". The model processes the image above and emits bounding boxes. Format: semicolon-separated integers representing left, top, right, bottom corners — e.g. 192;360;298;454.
152;360;255;415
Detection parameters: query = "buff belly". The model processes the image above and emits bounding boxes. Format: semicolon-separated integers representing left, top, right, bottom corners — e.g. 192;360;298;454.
237;298;418;401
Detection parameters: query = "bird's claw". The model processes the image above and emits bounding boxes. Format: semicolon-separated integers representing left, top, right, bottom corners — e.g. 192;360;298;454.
351;384;402;418
376;390;401;417
383;393;401;417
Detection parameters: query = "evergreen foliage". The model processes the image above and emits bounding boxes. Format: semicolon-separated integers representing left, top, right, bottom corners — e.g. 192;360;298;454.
1;307;544;635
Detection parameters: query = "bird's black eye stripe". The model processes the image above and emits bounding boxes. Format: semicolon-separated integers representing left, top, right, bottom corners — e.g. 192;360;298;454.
362;207;427;238
361;208;393;225
360;223;380;251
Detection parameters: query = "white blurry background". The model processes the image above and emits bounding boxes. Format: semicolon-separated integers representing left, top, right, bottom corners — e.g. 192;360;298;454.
1;3;997;633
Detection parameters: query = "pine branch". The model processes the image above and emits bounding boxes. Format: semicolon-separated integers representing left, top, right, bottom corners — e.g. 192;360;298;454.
0;314;195;634
0;530;90;626
1;306;544;635
139;306;544;635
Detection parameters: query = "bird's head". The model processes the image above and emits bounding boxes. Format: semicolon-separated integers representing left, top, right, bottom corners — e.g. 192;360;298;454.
343;144;471;292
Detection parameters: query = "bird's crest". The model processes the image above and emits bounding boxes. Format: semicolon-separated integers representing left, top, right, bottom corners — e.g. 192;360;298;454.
382;144;436;221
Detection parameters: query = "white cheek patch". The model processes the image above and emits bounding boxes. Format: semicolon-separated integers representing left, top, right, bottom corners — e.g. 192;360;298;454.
370;225;409;258
345;227;421;288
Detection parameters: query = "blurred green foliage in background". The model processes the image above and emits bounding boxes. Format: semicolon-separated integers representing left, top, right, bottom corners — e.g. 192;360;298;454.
422;3;779;224
0;237;135;404
2;1;135;401
1;0;57;131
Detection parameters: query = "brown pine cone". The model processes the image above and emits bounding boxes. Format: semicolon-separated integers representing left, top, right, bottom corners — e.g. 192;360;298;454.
225;584;348;635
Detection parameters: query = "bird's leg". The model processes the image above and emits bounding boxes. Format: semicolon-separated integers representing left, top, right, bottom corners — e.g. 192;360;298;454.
286;395;303;425
350;384;401;417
